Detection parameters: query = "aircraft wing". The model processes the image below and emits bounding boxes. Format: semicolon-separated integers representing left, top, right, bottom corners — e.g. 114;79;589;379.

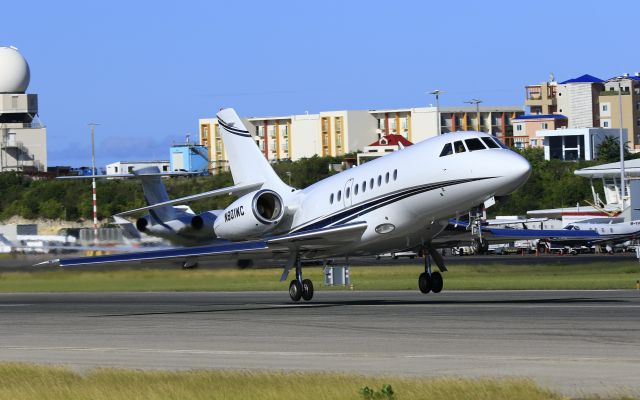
480;227;601;242
433;220;601;248
115;182;263;216
36;222;368;268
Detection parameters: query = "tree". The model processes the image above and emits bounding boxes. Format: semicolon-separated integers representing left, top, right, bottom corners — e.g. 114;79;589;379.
596;136;631;163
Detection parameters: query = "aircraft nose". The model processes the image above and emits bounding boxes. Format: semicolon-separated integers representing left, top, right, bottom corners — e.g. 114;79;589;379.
495;151;531;195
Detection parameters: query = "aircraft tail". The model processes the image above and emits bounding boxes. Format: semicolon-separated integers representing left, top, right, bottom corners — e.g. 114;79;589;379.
216;108;287;189
133;167;177;223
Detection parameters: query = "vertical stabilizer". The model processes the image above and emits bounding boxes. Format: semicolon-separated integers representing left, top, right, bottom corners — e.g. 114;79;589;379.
216;108;286;188
133;167;177;223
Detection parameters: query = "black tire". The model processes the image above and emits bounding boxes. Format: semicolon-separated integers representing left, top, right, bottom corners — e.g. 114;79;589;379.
289;280;303;302
431;271;443;293
418;272;431;294
301;279;314;301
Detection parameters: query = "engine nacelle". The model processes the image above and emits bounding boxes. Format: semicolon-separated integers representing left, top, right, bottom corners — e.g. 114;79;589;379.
214;189;284;240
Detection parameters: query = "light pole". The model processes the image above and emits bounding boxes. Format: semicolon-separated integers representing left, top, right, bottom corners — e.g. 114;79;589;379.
613;77;627;209
429;90;443;135
464;99;483;132
89;123;100;245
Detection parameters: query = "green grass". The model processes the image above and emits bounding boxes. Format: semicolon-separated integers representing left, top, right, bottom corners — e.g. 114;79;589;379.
0;262;639;292
0;362;575;400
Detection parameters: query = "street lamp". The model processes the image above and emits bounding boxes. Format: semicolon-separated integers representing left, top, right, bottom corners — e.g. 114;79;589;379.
429;90;443;135
464;99;482;132
610;76;627;208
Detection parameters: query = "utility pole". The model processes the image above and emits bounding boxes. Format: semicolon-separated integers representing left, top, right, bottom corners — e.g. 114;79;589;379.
89;123;100;245
429;90;443;135
465;99;483;132
616;78;626;209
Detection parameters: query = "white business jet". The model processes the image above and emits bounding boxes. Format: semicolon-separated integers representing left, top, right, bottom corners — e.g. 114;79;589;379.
41;108;531;301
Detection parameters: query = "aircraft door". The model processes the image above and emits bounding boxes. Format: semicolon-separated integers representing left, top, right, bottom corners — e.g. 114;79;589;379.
343;178;354;207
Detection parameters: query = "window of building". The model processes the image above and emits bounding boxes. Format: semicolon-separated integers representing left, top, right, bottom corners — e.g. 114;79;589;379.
128;166;134;173
541;122;548;129
330;193;334;204
602;104;608;112
602;120;610;128
385;172;390;183
114;166;119;173
531;139;537;146
637;118;640;127
163;165;168;172
454;140;466;153
465;138;486;151
377;175;382;186
393;169;398;180
516;124;523;132
439;143;453;157
337;190;342;201
481;137;499;149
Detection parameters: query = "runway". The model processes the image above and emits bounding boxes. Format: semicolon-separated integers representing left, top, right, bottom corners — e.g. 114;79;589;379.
0;290;638;396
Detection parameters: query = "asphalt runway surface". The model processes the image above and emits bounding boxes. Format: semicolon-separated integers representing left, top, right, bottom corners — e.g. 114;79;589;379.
0;290;638;397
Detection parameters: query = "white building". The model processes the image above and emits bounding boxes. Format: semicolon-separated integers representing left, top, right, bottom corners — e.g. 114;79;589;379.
0;46;47;172
105;160;169;175
536;127;626;161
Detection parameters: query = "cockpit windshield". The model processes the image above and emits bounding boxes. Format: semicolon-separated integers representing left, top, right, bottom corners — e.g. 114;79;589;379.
440;135;503;157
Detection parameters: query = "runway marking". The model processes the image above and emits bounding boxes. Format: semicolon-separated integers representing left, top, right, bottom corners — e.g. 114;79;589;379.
1;346;639;364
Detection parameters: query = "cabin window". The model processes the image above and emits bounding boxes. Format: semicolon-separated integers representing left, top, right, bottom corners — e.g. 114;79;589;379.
385;172;390;183
465;138;486;151
354;184;359;195
370;178;374;189
377;175;382;186
330;193;334;204
362;181;367;192
393;169;397;180
453;140;466;153
346;187;351;198
481;137;499;149
337;190;342;201
439;143;453;157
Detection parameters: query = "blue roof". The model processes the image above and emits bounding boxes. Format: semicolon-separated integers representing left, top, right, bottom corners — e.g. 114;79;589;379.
514;114;567;120
559;74;604;84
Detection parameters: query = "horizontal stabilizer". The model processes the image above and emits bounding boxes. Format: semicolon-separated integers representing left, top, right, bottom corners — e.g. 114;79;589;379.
116;182;263;216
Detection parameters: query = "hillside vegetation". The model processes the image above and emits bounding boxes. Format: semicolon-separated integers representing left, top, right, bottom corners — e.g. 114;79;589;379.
0;150;600;223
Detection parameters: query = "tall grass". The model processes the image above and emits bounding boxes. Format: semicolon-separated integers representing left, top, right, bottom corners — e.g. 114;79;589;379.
0;363;572;400
0;262;638;292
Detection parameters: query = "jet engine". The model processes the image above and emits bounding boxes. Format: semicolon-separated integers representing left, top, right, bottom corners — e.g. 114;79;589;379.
213;189;284;240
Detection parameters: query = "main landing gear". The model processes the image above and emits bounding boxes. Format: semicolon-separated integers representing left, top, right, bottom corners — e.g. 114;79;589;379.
284;254;314;302
418;245;444;294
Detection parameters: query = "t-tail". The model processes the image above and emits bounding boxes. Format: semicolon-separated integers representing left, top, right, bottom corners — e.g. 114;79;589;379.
217;108;288;190
133;166;177;223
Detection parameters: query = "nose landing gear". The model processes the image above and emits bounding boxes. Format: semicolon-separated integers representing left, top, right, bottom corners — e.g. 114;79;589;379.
418;244;445;294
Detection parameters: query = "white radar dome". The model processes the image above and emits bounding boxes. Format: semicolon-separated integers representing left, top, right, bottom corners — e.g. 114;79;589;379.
0;46;30;94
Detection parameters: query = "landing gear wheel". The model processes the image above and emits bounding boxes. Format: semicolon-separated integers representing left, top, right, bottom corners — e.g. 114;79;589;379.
430;271;443;293
418;272;432;294
301;279;314;301
289;280;303;302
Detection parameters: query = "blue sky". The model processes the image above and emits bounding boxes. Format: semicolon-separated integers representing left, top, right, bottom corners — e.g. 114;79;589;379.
3;0;637;167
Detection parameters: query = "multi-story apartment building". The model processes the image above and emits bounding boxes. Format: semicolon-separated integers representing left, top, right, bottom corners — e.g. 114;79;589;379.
198;105;524;174
599;74;640;149
525;74;605;128
511;114;568;148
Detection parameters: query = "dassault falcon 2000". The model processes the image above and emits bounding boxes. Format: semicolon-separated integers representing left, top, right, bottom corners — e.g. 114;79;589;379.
41;108;531;301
